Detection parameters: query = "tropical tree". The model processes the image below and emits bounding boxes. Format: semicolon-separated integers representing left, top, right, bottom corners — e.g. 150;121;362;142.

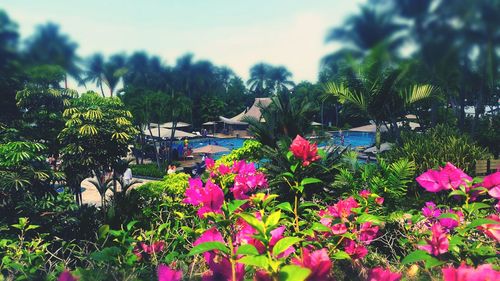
82;53;106;97
59;92;137;207
247;63;272;96
324;50;435;149
0;10;23;123
268;66;295;93
103;54;127;97
24;23;80;88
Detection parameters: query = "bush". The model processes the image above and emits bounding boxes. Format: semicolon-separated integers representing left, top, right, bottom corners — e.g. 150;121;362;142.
130;163;166;178
217;139;263;164
383;125;492;175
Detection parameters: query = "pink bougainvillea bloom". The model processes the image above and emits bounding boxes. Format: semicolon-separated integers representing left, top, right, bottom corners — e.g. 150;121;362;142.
416;169;446;192
205;158;215;170
344;239;368;259
422;202;441;218
439;210;463;230
218;164;231;175
359;189;371;198
58;271;77;281
231;161;268;199
289;135;321;166
477;214;500;242
483;172;500;199
184;179;224;217
438;162;472;190
157;264;182;281
328;197;359;221
375;196;384;205
442;263;500;281
269;226;295;257
194;227;225;266
331;223;348;235
418;223;449;256
367;267;402;281
292;248;332;280
358;222;379;243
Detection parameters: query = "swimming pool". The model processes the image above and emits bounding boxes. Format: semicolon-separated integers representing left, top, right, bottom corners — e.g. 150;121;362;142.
177;138;246;159
330;131;375;148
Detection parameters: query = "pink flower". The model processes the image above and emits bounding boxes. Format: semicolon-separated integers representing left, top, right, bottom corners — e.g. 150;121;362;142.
184;179;224;218
328;197;359;221
375;197;384;205
367;267;401;281
417;169;445;192
133;241;166;260
358;222;379;243
439;210;463;230
205;158;215;169
344;239;368;259
158;264;182;281
331;223;347;235
417;223;449;256
218;164;230;175
438;163;472;190
482;172;500;199
442;263;500;281
417;163;471;193
359;190;371;198
477;214;500;242
58;271;77;281
230;161;268;199
290;135;321;166
292;248;332;280
422;202;441;218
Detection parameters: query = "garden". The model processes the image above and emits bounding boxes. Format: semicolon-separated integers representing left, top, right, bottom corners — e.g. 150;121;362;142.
1;0;500;280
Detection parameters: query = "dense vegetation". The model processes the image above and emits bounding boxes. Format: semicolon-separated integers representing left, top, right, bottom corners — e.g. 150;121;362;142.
0;0;499;280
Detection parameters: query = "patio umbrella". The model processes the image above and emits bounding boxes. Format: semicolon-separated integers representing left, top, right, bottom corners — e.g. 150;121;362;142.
193;145;230;154
364;142;394;154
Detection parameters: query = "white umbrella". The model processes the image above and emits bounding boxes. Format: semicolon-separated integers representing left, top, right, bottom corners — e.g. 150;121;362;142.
143;127;195;138
193;145;230;154
364;142;394;153
311;121;323;126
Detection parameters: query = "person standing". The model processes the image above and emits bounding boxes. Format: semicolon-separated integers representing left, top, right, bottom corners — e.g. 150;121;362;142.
123;167;133;186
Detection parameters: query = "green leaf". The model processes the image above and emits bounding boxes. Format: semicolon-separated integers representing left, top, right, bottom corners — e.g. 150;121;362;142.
281;172;295;179
279;265;311;281
401;250;431;265
438;213;459;221
332;250;351;260
238;255;268;269
286;151;294;161
272;237;302;257
236;244;260;256
291;163;299;173
448;189;466;197
188;242;229;256
276;202;293;213
98;225;110;239
463;202;490;214
227;200;248;213
356;213;383;225
239;213;266;235
126;220;138;231
466;218;500;229
300;177;322;186
424;256;445;269
311;223;331;232
265;211;281;228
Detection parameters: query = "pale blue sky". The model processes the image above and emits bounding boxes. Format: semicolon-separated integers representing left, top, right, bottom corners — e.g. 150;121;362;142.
4;0;364;84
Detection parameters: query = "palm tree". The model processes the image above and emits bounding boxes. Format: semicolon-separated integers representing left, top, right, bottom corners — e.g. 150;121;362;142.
268;66;295;93
247;63;271;96
103;54;127;97
24;23;80;88
82;54;106;97
324;56;435;150
166;92;192;164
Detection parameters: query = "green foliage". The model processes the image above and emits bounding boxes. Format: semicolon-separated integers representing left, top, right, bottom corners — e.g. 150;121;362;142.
218;139;263;164
334;151;416;211
130;163;166;178
383;125;492;174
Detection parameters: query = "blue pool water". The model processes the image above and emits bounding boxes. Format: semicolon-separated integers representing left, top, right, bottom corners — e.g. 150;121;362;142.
330;131;375;148
177;138;246;159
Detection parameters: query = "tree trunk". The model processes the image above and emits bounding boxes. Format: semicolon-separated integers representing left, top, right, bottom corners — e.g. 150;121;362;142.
99;82;105;98
168;121;177;165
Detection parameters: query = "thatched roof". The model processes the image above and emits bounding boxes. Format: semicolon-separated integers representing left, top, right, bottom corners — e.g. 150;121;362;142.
219;98;272;124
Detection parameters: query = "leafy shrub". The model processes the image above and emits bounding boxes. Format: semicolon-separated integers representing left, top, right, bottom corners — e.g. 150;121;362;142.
334;151;416;211
383;125;491;175
130;163;166;178
218;139;263;164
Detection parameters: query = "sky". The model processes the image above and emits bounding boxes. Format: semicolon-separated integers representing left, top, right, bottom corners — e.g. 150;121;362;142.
3;0;365;86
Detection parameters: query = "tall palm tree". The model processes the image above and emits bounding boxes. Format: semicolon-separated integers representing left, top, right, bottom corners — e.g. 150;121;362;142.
82;54;106;97
268;66;295;93
24;23;80;88
247;63;271;96
324;56;435;149
103;54;127;97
